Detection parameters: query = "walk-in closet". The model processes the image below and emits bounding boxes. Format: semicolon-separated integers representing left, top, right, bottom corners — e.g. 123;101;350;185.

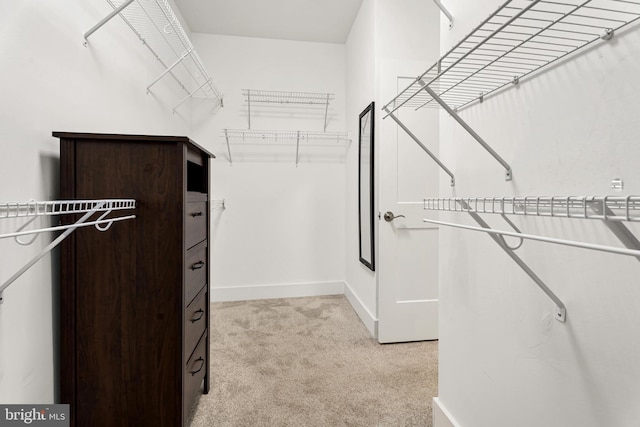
1;0;639;426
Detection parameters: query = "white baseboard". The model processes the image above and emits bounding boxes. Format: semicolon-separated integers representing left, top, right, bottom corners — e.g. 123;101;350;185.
433;397;461;427
211;281;345;302
344;282;378;338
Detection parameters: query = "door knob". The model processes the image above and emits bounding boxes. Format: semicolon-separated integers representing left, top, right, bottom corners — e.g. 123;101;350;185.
383;211;405;222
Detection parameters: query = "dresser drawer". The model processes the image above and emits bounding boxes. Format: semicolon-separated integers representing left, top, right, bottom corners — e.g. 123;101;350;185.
186;201;207;250
185;241;207;306
184;332;207;422
185;287;207;362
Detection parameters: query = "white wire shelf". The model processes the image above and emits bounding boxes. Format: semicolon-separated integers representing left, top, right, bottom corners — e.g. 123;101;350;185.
423;195;640;322
0;199;136;220
385;0;640;113
222;129;349;143
242;90;335;105
0;199;136;303
424;196;640;221
84;0;223;111
242;89;335;131
221;129;349;165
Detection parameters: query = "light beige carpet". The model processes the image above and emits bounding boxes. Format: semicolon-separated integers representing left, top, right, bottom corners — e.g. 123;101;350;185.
189;295;438;426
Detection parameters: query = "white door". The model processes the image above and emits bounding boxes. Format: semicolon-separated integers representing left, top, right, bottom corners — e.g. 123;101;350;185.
376;70;440;343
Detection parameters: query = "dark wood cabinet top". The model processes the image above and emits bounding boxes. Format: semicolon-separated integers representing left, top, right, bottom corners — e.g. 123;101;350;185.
52;131;215;159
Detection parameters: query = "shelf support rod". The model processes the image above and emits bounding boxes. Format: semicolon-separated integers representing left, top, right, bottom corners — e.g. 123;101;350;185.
432;0;453;29
224;129;233;165
295;131;301;166
247;90;252;129
323;94;330;132
419;80;512;181
428;203;566;321
588;201;640;263
172;78;211;113
383;107;455;186
83;0;135;46
146;48;193;93
0;208;135;303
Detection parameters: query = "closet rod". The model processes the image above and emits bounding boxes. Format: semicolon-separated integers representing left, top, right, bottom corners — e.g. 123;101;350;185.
423;218;640;258
0;214;135;240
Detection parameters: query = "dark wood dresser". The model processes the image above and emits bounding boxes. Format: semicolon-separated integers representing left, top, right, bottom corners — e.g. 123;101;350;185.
54;132;213;427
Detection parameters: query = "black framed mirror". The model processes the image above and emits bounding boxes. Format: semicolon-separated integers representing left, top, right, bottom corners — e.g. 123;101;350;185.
358;102;375;271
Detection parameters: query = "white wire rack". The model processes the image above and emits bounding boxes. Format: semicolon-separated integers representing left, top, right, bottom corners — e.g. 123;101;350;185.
221;129;349;165
0;199;136;220
423;195;640;263
422;195;640;322
242;89;335;131
84;0;223;111
385;0;640;113
242;90;335;105
381;0;640;181
424;196;640;221
222;129;349;142
0;199;136;303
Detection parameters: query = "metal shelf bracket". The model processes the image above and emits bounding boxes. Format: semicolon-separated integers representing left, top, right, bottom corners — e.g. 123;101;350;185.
432;0;453;29
425;207;567;322
459;199;565;322
83;0;135;46
383;106;455;186
418;80;512;181
147;48;194;93
423;195;640;321
0;200;136;303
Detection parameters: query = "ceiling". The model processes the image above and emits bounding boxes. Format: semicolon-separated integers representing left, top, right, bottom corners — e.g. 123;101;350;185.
173;0;365;44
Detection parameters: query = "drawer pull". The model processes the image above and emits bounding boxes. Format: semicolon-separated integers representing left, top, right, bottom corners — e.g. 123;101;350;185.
191;261;205;270
190;357;205;376
190;309;204;323
191;211;204;217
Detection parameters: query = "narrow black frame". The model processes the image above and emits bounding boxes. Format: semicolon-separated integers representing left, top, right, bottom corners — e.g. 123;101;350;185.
358;102;375;271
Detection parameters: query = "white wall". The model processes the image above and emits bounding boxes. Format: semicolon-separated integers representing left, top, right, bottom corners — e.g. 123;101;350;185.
436;1;640;426
345;0;440;338
345;0;378;335
190;34;347;301
0;0;195;403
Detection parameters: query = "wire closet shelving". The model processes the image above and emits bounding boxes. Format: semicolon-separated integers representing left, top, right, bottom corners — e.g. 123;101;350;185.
221;89;348;165
221;129;349;165
84;0;223;112
242;89;336;131
424;196;640;222
0;199;136;303
378;1;640;324
382;0;640;182
387;0;640;112
422;195;640;322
